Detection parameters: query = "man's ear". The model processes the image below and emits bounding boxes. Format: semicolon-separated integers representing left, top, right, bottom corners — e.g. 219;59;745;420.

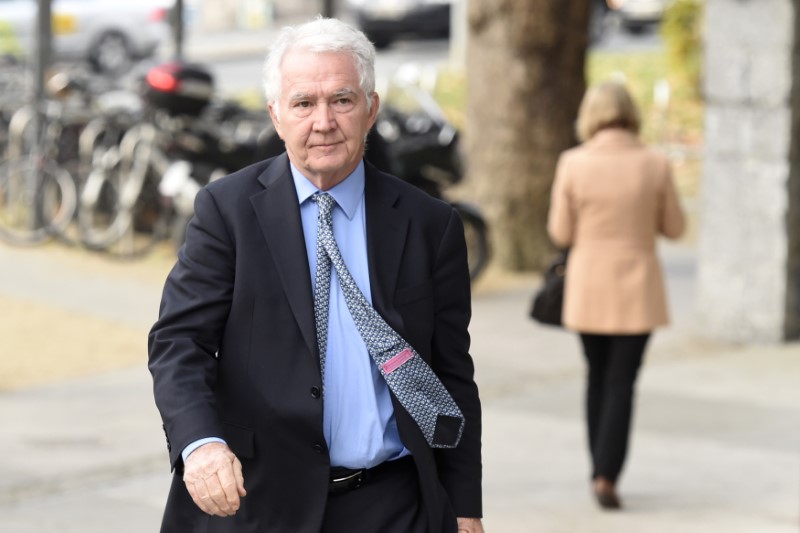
268;102;284;139
367;92;380;129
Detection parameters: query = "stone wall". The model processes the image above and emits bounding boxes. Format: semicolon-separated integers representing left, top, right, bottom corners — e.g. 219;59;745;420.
697;0;797;342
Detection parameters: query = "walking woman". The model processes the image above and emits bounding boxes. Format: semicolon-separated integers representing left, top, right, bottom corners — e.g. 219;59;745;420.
547;81;685;509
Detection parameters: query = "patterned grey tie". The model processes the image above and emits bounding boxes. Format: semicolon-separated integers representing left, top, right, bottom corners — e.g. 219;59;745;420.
312;192;464;448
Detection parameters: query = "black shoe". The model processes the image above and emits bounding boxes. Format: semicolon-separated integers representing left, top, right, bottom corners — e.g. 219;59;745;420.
593;477;622;510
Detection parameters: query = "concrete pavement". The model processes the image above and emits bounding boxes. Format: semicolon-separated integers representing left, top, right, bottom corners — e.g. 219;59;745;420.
0;239;798;532
4;10;795;533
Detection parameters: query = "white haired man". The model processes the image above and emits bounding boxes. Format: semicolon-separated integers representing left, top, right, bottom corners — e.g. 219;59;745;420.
149;17;484;533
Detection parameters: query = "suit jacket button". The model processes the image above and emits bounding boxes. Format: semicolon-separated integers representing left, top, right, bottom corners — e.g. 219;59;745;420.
310;386;321;399
313;444;323;454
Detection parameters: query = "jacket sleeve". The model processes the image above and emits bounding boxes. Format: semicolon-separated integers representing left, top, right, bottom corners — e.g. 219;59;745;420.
658;160;686;239
547;153;575;248
431;208;483;518
148;187;234;469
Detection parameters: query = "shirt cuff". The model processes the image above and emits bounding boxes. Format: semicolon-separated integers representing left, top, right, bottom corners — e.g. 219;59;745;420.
182;437;227;463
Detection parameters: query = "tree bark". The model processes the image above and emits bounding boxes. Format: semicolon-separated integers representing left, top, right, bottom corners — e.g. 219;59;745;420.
465;0;590;271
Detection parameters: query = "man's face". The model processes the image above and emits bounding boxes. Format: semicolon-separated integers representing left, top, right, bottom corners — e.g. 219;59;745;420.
268;50;379;190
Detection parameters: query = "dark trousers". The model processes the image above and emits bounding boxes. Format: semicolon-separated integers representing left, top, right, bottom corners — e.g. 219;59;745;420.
322;458;428;533
579;332;650;483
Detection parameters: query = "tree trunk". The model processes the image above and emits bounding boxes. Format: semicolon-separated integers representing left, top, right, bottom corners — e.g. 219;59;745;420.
465;0;590;271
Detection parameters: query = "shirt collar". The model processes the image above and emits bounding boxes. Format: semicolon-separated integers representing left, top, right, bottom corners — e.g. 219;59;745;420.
290;160;365;221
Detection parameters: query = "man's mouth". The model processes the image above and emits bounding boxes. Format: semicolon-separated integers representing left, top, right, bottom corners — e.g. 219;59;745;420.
311;142;341;153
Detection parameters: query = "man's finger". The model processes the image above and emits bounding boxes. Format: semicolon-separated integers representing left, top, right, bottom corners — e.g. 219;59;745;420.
193;478;224;516
232;457;247;497
182;442;244;516
216;462;242;511
203;471;236;516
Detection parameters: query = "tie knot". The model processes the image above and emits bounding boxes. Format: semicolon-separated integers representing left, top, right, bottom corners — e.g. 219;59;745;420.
314;192;336;222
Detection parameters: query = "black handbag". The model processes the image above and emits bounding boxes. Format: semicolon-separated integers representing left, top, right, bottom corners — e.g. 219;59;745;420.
529;250;568;326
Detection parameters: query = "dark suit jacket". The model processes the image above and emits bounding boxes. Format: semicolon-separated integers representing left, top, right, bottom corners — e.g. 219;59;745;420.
148;154;482;532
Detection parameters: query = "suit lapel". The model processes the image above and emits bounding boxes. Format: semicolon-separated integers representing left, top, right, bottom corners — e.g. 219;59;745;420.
248;159;410;363
250;154;318;360
365;164;409;328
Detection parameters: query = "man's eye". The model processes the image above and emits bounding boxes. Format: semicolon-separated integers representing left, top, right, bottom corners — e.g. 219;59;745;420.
290;101;313;117
333;98;355;110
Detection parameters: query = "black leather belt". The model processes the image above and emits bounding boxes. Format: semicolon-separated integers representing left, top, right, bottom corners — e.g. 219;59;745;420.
328;456;413;494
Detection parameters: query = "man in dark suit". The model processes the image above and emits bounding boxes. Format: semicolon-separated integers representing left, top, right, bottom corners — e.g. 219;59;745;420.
148;17;483;533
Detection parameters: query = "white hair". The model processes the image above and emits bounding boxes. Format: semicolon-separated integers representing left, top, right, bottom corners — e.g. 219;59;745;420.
262;17;377;115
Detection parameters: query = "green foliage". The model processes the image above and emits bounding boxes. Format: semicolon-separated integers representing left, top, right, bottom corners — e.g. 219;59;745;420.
660;0;703;98
587;50;668;142
438;49;703;146
586;49;702;146
588;48;704;197
432;68;468;131
234;88;265;111
432;46;704;198
0;20;23;57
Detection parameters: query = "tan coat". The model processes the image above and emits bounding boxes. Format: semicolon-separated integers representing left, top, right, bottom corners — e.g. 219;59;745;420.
547;129;685;334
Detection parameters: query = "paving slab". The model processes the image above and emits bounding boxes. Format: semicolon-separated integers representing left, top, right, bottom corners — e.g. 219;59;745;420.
0;240;798;532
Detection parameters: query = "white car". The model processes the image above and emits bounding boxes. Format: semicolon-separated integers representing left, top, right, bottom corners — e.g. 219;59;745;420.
607;0;670;32
0;0;172;75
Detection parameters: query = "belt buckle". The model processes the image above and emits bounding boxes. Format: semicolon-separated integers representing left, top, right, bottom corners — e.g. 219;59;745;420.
329;469;365;493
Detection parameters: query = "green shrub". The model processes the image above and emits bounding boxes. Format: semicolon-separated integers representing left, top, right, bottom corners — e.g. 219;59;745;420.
660;0;704;98
0;21;23;57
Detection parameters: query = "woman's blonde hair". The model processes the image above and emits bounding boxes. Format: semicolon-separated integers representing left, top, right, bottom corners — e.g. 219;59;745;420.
575;81;641;142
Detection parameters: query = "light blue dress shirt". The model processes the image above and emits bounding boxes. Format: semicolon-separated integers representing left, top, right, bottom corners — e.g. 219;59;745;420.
292;161;406;468
183;161;406;469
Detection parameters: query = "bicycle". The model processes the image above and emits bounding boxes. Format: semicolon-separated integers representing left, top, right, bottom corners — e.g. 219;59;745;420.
0;68;106;246
77;61;272;258
76;87;145;252
77;117;175;258
0;106;78;246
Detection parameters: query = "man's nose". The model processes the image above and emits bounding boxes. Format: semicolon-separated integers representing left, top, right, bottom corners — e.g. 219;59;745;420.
312;103;337;130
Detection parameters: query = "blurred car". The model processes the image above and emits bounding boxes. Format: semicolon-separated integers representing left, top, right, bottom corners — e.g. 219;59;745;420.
607;0;670;32
345;0;451;49
0;0;172;75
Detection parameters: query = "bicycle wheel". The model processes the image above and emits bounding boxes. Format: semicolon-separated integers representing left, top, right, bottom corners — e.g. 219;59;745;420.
78;115;130;183
78;149;130;250
5;105;37;159
77;115;137;249
0;155;77;246
98;125;171;259
103;176;171;260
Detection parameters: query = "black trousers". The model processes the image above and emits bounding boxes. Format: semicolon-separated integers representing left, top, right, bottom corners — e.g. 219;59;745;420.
322;457;429;533
579;332;650;483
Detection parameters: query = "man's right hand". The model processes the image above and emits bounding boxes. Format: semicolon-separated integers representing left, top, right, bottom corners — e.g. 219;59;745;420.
182;442;247;516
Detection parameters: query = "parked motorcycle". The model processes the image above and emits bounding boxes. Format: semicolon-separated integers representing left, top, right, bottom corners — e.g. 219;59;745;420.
79;60;490;280
77;61;275;257
152;61;490;279
363;81;490;281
